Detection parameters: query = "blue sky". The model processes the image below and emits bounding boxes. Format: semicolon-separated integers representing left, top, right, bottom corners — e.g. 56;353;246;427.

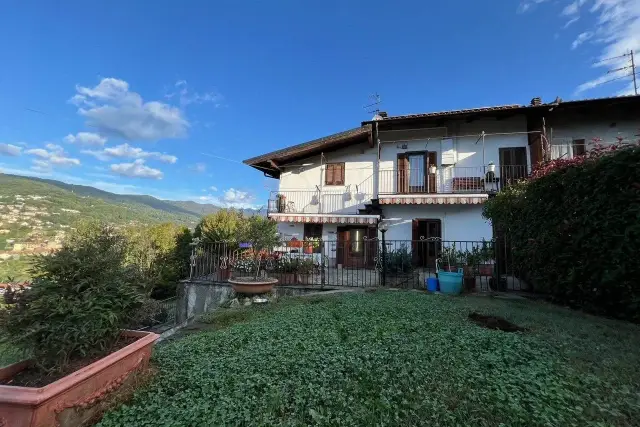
1;0;638;208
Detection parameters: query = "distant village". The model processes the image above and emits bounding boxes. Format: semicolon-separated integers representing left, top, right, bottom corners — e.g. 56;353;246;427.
0;194;69;263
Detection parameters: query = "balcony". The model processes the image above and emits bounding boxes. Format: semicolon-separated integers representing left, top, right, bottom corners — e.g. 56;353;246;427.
267;189;373;215
379;165;529;195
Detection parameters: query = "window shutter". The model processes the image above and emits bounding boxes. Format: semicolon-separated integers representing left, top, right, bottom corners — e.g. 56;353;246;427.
397;154;409;193
326;164;334;185
573;139;586;156
337;163;345;185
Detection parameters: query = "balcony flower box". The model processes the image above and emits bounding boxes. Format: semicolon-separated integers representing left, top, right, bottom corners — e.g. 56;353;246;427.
0;330;158;427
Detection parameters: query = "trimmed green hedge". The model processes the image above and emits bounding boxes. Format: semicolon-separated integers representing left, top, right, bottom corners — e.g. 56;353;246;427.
483;146;640;321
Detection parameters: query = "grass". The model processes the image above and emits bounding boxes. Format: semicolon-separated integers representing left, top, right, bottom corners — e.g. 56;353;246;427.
0;341;25;368
98;292;640;427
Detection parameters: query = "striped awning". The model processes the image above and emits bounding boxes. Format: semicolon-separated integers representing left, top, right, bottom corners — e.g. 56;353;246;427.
269;214;379;225
379;195;488;205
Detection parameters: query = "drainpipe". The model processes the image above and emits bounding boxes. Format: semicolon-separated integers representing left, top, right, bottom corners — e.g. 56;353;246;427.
374;121;380;199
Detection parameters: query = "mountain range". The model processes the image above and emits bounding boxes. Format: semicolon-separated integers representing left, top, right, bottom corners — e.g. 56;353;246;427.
0;174;261;227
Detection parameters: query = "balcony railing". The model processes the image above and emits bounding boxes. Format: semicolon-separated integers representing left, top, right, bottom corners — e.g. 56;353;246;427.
379;165;529;195
268;189;373;215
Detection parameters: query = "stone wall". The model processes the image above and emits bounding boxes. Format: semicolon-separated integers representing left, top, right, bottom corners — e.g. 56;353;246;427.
179;280;343;322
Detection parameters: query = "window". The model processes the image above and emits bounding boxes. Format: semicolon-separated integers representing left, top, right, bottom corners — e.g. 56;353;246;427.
572;139;586;156
325;162;345;185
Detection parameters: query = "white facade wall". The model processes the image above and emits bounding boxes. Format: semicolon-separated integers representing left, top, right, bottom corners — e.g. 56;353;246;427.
382;205;492;242
277;143;377;214
549;118;640;159
378;117;530;194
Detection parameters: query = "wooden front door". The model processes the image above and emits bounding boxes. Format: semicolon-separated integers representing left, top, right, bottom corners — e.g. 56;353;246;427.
337;226;377;268
499;147;527;188
412;219;442;268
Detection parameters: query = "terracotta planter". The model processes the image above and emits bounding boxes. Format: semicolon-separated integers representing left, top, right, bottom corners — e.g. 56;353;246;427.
303;245;314;255
229;277;278;294
0;330;158;427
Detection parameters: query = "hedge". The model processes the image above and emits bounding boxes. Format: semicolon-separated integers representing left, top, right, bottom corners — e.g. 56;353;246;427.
483;144;640;322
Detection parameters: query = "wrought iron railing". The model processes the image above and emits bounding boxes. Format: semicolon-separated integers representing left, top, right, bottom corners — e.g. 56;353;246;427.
379;165;529;195
267;186;374;215
188;238;523;291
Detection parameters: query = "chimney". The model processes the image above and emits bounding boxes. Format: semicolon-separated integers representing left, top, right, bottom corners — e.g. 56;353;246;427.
530;97;542;106
379;111;388;118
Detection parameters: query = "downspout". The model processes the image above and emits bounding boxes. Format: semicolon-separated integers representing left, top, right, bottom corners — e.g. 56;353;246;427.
374;121;380;199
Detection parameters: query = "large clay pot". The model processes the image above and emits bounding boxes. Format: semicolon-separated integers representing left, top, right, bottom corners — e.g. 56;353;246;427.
0;330;158;427
229;277;278;294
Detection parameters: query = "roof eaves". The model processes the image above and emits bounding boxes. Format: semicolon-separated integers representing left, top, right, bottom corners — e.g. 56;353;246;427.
243;125;371;165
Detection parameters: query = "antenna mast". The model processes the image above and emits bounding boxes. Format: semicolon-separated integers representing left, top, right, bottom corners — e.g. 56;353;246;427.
597;50;638;94
364;93;382;116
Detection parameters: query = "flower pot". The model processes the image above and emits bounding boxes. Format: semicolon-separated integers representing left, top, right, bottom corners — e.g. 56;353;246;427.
0;330;158;427
303;245;314;255
229;277;278;294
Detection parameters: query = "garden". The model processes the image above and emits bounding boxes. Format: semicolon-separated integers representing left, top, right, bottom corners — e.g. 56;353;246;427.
97;291;640;427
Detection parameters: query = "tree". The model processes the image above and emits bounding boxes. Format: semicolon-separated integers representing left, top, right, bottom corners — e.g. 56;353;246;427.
194;209;244;243
237;215;280;279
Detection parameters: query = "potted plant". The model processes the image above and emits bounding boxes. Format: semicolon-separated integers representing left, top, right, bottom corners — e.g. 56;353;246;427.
296;258;317;285
429;164;437;174
0;223;157;427
439;245;462;272
487;161;496;173
229;216;281;294
275;257;298;285
303;237;320;254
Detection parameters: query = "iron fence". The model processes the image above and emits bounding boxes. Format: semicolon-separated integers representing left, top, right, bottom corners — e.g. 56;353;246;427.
189;238;524;292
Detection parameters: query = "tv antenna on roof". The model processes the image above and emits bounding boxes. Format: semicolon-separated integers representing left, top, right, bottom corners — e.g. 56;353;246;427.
592;50;638;95
364;93;382;115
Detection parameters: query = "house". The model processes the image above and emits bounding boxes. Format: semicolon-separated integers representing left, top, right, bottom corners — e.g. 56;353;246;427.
244;95;640;269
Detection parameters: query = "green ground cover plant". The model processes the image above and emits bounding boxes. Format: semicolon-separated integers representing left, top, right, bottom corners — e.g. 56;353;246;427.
99;292;640;426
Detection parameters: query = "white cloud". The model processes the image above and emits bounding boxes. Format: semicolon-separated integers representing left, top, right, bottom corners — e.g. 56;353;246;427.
210;186;218;191
562;0;588;16
26;148;49;158
110;159;163;179
64;132;107;146
45;143;63;152
71;78;189;141
564;17;580;28
25;145;81;169
190;162;207;173
0;143;22;156
538;0;640;94
572;31;594;49
223;188;255;205
517;0;549;14
166;80;223;108
82;143;177;164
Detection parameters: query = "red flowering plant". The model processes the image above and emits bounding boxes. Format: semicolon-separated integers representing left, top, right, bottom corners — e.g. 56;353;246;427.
531;135;640;180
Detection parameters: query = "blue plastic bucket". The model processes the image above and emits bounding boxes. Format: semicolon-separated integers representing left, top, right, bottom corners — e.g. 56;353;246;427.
437;269;464;294
426;277;439;292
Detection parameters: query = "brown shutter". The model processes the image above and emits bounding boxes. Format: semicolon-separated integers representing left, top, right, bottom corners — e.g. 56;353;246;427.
573;139;586;156
336;163;345;185
397;154;409;193
325;164;334;185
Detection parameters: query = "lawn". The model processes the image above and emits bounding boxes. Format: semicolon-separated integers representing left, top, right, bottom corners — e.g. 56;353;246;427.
99;292;640;427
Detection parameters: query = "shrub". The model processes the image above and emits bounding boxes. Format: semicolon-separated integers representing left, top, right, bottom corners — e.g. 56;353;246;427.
385;245;413;274
483;145;640;321
0;222;144;373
